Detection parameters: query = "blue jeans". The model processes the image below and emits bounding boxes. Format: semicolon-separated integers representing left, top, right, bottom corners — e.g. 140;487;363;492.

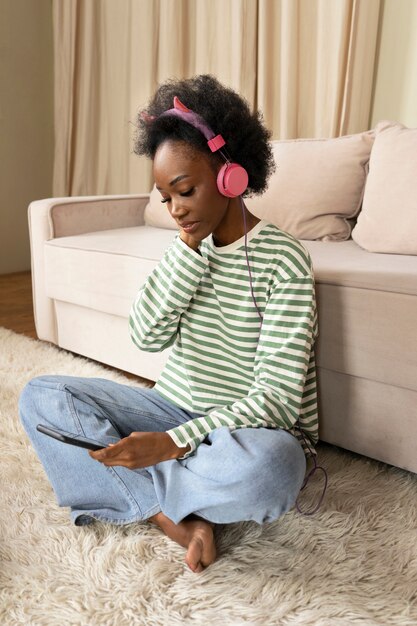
19;375;306;526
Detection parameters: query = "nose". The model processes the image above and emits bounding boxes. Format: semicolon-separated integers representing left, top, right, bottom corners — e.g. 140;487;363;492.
169;198;188;219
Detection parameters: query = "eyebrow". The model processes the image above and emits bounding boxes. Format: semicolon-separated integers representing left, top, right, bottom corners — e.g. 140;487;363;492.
156;174;190;191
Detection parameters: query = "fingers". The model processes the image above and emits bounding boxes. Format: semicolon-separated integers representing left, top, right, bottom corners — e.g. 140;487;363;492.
87;432;170;469
89;439;126;463
89;437;141;468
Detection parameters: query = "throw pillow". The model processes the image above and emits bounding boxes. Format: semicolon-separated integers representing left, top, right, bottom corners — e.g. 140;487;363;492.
351;120;417;254
245;130;375;241
144;184;178;230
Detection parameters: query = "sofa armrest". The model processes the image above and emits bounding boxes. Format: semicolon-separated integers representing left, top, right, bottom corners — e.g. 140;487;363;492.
29;193;149;238
28;194;150;344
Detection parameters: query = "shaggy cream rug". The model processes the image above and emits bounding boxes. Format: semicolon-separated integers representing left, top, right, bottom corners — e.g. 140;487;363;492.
1;326;416;626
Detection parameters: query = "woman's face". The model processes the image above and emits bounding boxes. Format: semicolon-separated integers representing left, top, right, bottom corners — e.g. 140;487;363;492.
153;140;233;243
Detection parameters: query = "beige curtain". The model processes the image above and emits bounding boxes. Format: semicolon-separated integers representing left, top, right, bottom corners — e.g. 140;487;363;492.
52;0;381;197
257;0;381;137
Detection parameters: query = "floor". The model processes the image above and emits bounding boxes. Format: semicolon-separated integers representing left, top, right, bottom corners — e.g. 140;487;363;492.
0;271;37;339
0;270;150;384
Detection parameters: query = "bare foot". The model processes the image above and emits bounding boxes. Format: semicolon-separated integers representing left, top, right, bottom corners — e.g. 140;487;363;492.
149;512;216;573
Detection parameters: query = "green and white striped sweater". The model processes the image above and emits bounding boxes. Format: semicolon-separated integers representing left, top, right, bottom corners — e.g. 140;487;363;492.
129;220;319;460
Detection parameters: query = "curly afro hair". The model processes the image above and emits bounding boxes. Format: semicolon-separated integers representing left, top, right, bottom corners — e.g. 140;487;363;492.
133;74;275;197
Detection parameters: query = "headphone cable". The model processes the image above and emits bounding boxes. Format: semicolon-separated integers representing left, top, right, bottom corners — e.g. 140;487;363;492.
239;195;328;515
239;196;263;321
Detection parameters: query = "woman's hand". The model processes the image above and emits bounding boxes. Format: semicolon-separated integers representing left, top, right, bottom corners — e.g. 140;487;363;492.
179;230;201;252
88;431;191;469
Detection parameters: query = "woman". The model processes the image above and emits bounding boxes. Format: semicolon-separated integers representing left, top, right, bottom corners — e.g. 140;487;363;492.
19;75;319;573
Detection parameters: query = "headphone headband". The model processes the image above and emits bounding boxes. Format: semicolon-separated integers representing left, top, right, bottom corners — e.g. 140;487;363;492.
159;97;226;153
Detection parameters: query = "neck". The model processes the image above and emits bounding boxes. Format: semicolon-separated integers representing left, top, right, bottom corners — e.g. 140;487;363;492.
212;197;260;247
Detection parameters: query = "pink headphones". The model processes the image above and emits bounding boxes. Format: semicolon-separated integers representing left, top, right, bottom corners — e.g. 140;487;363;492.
159;96;249;198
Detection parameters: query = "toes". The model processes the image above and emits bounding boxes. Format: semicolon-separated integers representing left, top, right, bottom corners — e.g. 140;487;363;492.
185;537;203;572
184;524;216;572
185;557;204;573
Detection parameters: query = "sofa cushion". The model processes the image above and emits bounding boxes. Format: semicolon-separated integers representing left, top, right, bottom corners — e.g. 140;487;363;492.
44;226;177;318
302;239;417;296
351;120;417;255
44;225;417;310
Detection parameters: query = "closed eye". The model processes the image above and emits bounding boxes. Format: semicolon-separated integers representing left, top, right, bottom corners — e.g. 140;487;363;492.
160;188;194;204
180;188;194;197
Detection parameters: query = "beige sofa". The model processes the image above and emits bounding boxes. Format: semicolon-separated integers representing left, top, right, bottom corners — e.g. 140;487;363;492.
28;120;417;474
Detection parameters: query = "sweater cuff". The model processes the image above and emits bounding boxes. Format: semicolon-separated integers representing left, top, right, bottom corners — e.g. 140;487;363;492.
174;235;208;271
166;427;206;460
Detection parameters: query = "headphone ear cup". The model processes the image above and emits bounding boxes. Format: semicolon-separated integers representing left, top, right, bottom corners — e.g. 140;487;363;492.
217;163;249;198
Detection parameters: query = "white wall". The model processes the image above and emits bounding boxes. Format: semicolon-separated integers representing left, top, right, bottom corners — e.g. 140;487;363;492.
370;0;417;127
0;0;54;274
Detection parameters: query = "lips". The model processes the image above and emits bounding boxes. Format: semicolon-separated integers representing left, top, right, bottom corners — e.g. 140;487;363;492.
179;221;197;227
179;221;200;233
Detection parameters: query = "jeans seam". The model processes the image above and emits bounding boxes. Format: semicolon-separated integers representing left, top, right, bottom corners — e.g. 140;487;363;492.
75;511;147;525
142;503;162;519
61;384;160;519
97;399;200;427
105;465;159;518
56;381;200;429
67;395;189;429
61;384;85;436
104;408;183;431
62;386;151;519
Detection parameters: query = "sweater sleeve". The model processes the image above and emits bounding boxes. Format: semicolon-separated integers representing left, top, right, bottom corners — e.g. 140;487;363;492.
166;274;318;459
129;236;208;352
